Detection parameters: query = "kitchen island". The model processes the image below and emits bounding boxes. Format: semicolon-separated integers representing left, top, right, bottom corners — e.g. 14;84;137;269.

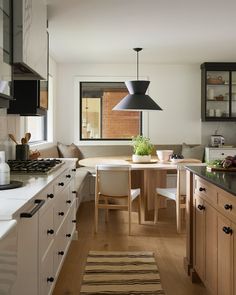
185;165;236;295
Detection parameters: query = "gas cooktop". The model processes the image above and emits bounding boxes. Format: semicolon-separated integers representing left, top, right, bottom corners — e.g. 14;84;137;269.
7;159;64;174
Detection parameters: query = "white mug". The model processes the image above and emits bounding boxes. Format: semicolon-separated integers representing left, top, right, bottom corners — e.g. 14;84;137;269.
208;109;214;116
208;88;214;100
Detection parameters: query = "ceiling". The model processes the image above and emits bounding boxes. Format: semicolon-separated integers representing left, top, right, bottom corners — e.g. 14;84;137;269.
47;0;236;64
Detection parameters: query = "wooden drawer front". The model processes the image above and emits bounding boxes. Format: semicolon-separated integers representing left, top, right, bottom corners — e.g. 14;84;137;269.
54;168;72;195
218;190;236;222
54;186;69;233
208;149;236;161
194;176;217;205
39;246;55;295
39;203;54;260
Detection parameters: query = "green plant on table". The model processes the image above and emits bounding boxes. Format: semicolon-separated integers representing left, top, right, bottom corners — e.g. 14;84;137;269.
132;135;154;156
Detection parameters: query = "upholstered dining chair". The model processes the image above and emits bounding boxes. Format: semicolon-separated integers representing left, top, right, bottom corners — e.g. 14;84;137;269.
95;164;141;235
154;160;202;233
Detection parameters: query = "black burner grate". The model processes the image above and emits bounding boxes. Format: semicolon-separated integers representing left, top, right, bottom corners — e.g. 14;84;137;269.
8;159;63;174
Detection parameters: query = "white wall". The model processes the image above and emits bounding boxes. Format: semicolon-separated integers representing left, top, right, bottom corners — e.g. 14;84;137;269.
56;63;202;145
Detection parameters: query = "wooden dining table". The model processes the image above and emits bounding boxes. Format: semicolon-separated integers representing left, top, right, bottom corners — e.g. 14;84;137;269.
79;156;178;222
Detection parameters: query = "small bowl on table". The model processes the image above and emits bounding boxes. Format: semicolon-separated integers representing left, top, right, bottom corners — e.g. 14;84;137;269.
156;150;173;162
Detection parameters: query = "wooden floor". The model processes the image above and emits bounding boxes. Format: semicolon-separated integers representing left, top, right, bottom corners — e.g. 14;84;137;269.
52;201;208;295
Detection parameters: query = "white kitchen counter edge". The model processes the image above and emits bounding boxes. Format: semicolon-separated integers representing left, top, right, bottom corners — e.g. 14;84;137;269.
0;219;17;240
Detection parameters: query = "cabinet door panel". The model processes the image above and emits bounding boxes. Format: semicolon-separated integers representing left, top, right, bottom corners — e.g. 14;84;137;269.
205;202;217;294
218;214;233;295
193;195;205;281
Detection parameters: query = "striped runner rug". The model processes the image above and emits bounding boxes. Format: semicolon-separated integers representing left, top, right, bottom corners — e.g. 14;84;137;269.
80;251;165;295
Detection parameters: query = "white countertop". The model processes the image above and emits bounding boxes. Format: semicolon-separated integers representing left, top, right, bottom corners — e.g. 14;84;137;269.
0;219;17;240
0;160;75;220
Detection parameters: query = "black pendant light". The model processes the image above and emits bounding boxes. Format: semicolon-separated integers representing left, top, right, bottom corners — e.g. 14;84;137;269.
113;48;163;111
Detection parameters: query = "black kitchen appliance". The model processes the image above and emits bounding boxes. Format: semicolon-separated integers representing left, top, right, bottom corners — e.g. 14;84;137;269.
7;159;64;174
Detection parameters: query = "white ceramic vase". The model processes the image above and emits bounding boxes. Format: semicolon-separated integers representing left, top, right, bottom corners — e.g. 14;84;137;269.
132;154;151;163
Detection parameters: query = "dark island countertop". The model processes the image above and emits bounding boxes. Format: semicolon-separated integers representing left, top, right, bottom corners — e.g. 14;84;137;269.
186;165;236;196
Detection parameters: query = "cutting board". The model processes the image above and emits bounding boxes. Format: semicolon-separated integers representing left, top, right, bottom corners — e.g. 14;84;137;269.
207;166;236;172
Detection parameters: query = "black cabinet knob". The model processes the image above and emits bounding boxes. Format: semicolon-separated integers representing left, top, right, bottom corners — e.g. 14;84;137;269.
66;174;71;178
66;200;71;204
197;204;205;211
223;226;233;235
58;212;64;216
66;233;71;238
72;219;76;223
47;193;54;199
224;204;232;210
58;251;64;256
199;187;206;192
58;182;64;186
47;277;54;283
221;153;225;155
47;229;54;235
72;191;76;194
72;168;76;172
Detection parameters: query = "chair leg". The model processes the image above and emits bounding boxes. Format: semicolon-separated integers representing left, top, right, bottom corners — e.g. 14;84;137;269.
128;199;132;235
105;198;109;223
94;195;99;234
138;195;141;224
154;195;159;224
176;201;181;233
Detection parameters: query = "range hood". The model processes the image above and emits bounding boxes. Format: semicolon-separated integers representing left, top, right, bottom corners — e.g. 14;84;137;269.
13;0;48;80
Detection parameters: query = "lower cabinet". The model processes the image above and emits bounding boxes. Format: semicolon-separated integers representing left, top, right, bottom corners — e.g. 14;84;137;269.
193;177;236;295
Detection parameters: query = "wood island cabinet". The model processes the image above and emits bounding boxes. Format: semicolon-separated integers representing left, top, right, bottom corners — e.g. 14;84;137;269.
191;175;236;295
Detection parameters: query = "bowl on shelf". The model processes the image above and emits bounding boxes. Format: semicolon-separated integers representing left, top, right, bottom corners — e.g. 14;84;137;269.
214;95;224;101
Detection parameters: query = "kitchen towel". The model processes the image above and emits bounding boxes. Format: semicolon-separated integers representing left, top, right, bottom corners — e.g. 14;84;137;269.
80;250;165;294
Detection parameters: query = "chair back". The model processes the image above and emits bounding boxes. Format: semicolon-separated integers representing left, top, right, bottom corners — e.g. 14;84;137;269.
96;164;131;197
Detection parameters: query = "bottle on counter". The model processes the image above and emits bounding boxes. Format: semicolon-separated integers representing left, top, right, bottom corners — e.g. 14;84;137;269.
0;151;10;185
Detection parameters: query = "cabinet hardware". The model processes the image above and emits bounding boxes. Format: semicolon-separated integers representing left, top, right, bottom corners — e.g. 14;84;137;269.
58;212;64;216
58;251;64;256
72;191;76;194
20;199;45;218
66;234;71;237
47;193;54;199
72;220;76;223
66;200;71;204
224;204;232;210
221;153;225;155
66;174;71;178
47;229;54;235
222;226;233;235
47;277;54;283
199;187;206;192
72;168;76;172
197;204;205;211
58;182;64;186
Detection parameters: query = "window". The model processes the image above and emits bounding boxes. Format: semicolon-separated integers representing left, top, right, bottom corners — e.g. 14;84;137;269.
80;82;141;140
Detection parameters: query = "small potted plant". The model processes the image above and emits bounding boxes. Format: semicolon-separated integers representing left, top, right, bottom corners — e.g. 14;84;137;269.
131;135;154;162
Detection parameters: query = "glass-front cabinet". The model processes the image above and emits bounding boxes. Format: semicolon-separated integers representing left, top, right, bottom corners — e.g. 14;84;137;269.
201;62;236;121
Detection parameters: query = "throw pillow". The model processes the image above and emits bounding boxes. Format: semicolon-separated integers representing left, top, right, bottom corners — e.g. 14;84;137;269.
57;142;81;167
181;143;205;162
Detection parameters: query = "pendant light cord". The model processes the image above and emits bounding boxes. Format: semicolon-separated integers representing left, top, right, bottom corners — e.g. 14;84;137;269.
137;50;139;80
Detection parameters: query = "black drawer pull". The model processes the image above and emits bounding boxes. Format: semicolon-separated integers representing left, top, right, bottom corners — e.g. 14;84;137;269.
223;226;233;235
66;174;71;178
47;229;54;235
199;187;206;192
58;182;64;186
58;212;64;216
20;199;45;218
66;233;71;238
72;168;76;172
47;193;54;199
72;191;77;194
58;251;64;256
224;204;232;210
47;277;54;283
221;153;225;155
72;219;76;223
66;200;71;204
197;204;205;211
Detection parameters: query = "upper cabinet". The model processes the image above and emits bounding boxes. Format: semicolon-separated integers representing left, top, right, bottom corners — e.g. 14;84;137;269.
201;62;236;121
13;0;47;80
0;0;13;108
